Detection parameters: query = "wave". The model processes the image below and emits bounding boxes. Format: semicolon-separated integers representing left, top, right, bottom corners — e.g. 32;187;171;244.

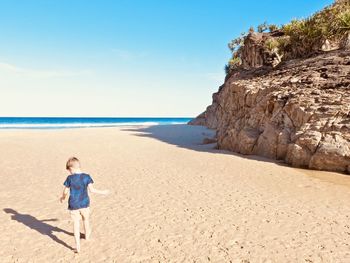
0;121;188;129
0;122;160;129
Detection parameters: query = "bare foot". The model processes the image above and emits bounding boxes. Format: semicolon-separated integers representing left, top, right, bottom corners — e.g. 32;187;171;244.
85;230;91;240
73;245;81;253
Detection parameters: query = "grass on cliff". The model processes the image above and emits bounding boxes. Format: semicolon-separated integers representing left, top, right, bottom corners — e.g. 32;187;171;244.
225;0;350;74
282;0;350;58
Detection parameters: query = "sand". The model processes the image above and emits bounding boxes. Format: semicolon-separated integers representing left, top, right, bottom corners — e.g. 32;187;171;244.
0;125;350;262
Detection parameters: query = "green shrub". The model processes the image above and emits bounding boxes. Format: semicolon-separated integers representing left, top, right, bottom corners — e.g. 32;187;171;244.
228;33;246;52
279;1;350;57
225;56;242;74
265;38;279;51
276;37;290;50
339;10;350;31
229;57;241;66
268;24;279;32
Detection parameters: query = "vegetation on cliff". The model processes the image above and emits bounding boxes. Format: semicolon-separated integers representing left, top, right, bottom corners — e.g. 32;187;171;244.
225;0;350;74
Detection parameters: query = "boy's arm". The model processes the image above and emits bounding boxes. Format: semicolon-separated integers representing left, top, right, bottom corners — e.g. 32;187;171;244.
88;184;109;195
60;187;69;203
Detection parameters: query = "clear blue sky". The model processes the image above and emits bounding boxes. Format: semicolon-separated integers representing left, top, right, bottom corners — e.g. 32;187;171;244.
0;0;333;117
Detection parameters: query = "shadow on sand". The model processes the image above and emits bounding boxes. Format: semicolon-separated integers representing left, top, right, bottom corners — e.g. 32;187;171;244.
122;124;349;183
121;124;287;166
3;208;74;251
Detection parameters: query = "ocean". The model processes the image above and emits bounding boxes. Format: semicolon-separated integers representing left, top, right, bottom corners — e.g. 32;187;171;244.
0;117;192;129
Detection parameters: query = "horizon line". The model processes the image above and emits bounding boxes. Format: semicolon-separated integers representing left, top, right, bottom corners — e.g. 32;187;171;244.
0;116;194;118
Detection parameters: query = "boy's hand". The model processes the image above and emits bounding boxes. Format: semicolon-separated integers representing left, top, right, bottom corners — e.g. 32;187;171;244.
88;184;110;195
60;187;69;203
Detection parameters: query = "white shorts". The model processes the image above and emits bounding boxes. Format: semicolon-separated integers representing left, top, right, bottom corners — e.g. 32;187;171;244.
70;207;90;220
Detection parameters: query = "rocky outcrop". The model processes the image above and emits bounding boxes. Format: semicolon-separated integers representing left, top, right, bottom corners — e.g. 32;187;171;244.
188;85;223;129
238;31;285;69
188;111;206;126
190;50;350;173
341;33;350;50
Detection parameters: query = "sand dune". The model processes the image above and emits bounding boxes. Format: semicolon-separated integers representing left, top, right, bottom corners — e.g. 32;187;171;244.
1;125;350;262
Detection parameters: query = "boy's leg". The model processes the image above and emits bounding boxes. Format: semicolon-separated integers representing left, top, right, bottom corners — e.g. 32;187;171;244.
70;210;81;252
80;207;91;240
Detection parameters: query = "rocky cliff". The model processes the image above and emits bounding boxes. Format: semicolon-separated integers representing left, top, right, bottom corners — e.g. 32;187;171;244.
190;48;350;173
190;1;350;173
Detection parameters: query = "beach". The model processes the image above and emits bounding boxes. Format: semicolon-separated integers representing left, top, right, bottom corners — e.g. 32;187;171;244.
1;125;350;262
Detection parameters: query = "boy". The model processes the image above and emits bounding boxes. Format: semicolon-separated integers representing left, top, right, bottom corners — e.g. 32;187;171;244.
60;157;109;253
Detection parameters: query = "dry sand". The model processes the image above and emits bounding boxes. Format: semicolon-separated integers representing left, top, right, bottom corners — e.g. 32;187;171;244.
0;125;350;262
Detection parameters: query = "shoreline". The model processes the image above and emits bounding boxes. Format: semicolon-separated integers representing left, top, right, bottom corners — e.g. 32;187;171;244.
0;117;192;130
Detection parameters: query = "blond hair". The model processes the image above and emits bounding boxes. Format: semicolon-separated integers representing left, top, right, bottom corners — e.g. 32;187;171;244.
66;157;80;170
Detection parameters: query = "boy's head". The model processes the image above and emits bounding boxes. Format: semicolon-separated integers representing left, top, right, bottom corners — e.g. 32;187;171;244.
66;157;81;173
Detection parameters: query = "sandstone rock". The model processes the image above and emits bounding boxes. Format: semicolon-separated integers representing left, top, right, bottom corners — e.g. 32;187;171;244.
239;32;265;69
276;129;291;160
237;32;285;70
321;39;332;51
202;137;217;145
237;128;260;155
309;133;350;172
286;143;312;168
190;50;350;173
290;77;299;83
188;111;206;126
341;33;350;50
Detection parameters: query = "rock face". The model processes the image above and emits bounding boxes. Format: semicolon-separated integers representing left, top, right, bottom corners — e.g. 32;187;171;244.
238;31;285;69
190;50;350;173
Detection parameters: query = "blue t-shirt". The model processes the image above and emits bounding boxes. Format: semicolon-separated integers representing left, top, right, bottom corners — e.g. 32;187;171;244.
63;173;94;210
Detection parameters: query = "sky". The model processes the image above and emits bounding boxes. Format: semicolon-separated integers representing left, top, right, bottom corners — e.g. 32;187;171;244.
0;0;333;117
